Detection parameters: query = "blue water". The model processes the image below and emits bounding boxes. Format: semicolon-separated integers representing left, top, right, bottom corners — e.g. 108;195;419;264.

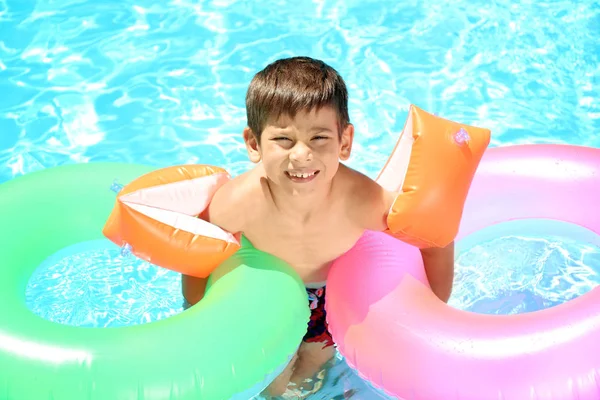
450;219;600;315
2;0;600;398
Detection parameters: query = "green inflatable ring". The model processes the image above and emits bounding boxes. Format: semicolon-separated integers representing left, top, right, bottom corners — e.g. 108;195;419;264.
0;163;309;400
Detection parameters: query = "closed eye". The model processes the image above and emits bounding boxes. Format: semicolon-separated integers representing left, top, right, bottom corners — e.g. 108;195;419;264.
272;137;292;141
313;136;329;140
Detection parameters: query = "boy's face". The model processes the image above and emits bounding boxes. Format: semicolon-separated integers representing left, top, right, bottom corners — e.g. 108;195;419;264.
244;106;353;195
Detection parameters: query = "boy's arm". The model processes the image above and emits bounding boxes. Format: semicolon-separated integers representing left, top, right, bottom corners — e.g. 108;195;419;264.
420;242;454;303
359;179;455;303
182;178;246;306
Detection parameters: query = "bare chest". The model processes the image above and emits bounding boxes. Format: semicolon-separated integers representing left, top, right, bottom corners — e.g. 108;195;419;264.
243;212;363;283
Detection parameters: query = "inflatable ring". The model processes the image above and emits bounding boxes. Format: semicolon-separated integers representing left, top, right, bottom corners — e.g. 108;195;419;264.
0;163;308;400
327;144;600;399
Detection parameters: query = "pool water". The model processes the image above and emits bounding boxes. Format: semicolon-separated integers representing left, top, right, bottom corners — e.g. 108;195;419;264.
2;0;600;398
1;0;599;184
450;220;600;316
26;240;185;328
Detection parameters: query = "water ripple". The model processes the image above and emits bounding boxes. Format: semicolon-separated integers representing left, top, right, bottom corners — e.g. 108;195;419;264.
451;235;600;314
0;0;598;183
26;240;184;328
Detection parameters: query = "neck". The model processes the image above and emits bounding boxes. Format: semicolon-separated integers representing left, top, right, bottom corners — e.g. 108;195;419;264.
266;177;333;222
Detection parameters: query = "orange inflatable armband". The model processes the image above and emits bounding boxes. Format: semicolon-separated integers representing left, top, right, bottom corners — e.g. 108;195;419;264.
103;165;240;277
378;105;491;248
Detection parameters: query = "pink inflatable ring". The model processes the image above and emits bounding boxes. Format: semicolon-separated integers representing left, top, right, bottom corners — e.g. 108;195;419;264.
326;144;600;400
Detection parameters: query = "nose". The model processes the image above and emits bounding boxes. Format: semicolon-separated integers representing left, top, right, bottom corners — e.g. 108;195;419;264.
289;141;312;163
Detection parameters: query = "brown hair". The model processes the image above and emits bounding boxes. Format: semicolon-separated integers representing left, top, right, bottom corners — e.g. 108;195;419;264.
245;56;350;141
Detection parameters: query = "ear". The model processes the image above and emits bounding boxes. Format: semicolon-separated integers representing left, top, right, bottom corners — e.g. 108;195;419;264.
243;127;261;163
338;124;354;161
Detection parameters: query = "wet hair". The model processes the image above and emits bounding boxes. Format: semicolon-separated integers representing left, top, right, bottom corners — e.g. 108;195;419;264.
245;56;350;142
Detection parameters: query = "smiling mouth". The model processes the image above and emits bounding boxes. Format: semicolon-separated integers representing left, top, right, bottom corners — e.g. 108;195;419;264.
285;170;319;182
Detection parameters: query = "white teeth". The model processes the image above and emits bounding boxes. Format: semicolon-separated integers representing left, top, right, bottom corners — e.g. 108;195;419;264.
289;171;315;178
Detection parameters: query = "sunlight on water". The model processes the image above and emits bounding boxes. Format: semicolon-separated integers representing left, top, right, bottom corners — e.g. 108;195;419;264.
25;240;184;328
451;220;600;315
1;0;599;184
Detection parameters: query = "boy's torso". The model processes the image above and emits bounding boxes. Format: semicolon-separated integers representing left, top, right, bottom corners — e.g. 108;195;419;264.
243;201;365;284
234;166;373;285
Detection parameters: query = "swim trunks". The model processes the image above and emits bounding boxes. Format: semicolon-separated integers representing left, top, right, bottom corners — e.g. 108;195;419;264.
303;286;335;348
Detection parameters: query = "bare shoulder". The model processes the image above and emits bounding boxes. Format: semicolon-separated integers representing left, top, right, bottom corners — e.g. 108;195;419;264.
207;167;264;233
336;164;394;231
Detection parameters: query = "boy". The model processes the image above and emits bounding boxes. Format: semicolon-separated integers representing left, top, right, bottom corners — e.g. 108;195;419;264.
182;56;455;397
